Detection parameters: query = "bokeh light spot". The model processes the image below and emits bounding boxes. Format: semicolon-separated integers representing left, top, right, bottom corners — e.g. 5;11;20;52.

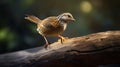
0;28;8;40
80;1;92;13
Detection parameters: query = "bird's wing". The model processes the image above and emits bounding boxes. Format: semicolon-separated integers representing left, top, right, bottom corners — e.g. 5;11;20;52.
25;15;41;24
42;17;59;28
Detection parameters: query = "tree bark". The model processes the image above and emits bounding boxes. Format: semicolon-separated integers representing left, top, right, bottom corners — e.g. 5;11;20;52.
0;31;120;67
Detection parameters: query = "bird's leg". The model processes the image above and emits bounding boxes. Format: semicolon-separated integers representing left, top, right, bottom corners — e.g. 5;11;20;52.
58;35;68;44
43;36;50;49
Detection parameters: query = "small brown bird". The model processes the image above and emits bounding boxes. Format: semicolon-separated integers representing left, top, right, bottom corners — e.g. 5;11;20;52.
25;13;75;48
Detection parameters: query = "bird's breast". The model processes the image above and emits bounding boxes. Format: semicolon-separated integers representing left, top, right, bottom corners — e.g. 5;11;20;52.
37;23;67;36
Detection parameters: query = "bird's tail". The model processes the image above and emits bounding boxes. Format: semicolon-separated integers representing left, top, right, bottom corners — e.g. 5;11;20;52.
25;15;41;24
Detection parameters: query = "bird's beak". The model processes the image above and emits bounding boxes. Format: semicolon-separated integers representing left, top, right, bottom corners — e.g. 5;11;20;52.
71;18;75;21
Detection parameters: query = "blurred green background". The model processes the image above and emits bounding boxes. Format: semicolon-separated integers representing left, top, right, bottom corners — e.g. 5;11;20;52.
0;0;119;54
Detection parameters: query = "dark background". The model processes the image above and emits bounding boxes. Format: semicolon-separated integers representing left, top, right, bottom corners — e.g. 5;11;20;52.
0;0;120;54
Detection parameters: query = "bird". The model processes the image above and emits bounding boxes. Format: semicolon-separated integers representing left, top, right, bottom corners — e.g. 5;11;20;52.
25;12;75;48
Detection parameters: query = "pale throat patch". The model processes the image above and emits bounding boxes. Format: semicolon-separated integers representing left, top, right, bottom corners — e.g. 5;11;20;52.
62;23;67;31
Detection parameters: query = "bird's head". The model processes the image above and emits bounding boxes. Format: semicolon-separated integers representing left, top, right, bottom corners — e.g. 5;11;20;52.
57;12;75;23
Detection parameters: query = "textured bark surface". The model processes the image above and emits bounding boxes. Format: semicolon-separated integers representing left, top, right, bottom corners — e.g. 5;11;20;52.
0;31;120;67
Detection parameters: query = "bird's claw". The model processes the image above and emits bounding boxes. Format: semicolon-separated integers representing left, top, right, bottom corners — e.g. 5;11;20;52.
58;36;69;44
44;44;51;49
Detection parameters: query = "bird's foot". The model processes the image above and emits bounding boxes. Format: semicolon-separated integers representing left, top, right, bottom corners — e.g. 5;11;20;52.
58;35;69;44
44;43;51;49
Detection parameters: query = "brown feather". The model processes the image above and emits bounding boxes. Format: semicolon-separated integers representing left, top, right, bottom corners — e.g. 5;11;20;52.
25;15;41;24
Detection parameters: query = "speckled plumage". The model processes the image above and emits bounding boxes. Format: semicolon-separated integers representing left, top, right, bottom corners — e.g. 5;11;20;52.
37;16;67;36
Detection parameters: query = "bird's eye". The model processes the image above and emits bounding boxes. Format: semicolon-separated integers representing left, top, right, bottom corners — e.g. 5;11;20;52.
67;15;71;18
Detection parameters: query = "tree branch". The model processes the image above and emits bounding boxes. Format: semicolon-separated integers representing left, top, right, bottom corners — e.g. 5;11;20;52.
0;31;120;67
